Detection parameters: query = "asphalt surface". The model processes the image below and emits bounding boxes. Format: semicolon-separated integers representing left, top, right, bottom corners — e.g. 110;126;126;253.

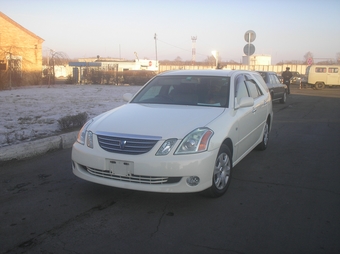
1;86;340;254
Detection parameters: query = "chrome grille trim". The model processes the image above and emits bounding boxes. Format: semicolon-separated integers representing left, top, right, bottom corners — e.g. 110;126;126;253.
96;132;161;155
86;166;181;184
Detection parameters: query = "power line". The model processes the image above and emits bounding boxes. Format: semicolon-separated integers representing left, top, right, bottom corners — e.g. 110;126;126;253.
156;37;208;58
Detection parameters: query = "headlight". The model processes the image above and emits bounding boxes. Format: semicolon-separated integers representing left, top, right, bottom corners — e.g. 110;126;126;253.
87;131;94;148
77;119;93;145
175;128;213;155
156;138;178;156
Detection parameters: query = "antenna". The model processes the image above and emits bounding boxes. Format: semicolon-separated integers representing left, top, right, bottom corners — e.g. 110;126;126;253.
191;36;197;64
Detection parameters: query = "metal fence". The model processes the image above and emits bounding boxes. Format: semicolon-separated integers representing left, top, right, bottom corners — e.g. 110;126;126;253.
158;64;308;75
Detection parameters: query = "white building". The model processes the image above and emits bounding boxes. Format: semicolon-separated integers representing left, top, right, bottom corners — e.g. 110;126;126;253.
242;54;271;65
77;58;159;72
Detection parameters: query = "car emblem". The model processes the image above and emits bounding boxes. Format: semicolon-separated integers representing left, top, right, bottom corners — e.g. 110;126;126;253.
120;140;127;149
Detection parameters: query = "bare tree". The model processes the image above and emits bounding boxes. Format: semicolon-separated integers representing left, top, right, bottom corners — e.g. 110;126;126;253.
44;50;69;85
303;51;314;64
204;55;216;67
174;56;182;64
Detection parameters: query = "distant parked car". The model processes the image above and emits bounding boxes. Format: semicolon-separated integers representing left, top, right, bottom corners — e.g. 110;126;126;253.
277;71;302;85
72;70;273;197
257;71;287;103
290;71;302;85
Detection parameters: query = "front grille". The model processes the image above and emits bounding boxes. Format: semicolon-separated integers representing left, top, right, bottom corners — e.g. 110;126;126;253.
86;166;181;184
96;132;160;155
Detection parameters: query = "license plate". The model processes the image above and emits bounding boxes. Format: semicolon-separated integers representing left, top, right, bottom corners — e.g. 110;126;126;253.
106;159;134;176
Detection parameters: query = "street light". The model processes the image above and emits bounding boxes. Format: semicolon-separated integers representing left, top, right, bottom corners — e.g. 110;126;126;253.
212;51;219;69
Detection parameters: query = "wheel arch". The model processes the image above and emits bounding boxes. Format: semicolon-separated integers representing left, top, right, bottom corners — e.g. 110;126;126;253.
266;114;272;132
221;138;233;159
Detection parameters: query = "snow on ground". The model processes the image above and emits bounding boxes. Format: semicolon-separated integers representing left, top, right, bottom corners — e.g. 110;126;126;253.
0;85;141;147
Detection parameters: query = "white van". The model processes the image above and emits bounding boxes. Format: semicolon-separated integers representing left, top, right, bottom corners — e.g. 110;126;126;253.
305;65;340;89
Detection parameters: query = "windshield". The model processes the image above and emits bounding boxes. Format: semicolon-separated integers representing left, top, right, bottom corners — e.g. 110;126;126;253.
131;75;230;107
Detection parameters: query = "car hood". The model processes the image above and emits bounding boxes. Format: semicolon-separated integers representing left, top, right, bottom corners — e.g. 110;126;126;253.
89;103;226;139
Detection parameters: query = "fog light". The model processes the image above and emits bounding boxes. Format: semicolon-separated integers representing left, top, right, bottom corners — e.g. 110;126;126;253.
186;176;200;186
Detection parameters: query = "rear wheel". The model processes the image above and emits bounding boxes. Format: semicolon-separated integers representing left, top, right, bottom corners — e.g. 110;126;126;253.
205;145;232;198
256;120;269;150
315;82;325;90
280;91;287;104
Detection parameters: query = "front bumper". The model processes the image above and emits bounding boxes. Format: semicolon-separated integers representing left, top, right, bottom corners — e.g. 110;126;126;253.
72;141;218;193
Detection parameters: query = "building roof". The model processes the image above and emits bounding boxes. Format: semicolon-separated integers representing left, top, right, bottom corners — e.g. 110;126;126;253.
69;62;101;67
0;11;44;43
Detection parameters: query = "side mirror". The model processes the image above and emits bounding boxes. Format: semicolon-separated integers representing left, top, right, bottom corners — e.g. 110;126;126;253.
123;93;133;102
235;97;254;109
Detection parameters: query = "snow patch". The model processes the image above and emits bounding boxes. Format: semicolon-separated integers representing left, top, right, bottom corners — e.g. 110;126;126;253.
0;85;141;147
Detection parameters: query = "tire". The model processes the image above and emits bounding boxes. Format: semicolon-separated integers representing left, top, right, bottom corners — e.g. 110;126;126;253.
205;145;232;198
279;91;287;104
256;120;269;151
315;82;325;90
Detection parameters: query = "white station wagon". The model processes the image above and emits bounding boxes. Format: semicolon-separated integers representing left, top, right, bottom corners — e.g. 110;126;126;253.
72;70;273;197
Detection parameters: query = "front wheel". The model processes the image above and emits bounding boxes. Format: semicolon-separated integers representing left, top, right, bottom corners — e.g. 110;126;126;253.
204;145;232;198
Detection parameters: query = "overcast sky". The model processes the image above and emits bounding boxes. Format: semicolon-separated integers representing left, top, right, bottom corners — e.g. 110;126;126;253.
2;0;340;64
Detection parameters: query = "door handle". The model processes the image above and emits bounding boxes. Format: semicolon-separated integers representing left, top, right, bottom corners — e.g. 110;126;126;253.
252;108;257;113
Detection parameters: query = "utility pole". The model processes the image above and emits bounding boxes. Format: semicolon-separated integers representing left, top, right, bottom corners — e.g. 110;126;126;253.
5;51;13;89
47;51;50;86
9;52;12;89
51;49;55;85
154;33;158;67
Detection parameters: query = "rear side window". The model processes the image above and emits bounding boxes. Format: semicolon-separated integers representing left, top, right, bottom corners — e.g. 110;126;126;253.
328;67;338;73
269;74;280;84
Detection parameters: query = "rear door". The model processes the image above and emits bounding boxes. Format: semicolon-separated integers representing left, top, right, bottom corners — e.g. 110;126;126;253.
245;76;268;144
234;74;268;160
327;67;340;85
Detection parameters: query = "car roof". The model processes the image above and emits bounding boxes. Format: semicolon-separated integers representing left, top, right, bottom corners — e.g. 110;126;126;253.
158;69;255;77
256;71;277;74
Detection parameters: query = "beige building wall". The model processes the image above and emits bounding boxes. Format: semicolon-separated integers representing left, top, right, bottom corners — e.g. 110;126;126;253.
0;12;44;72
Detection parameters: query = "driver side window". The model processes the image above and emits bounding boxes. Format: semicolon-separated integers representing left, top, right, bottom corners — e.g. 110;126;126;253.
235;75;249;103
